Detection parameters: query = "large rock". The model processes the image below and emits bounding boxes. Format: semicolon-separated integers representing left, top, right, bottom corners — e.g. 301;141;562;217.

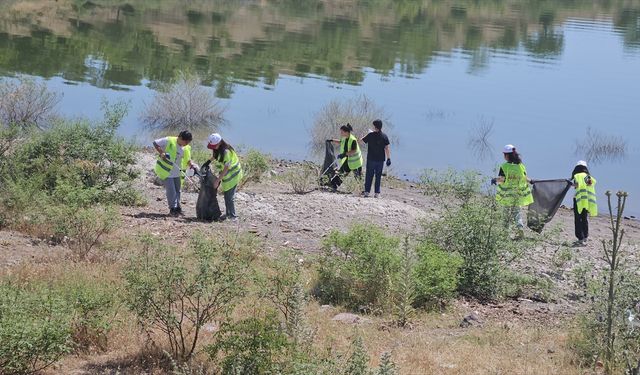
459;313;482;328
332;313;372;325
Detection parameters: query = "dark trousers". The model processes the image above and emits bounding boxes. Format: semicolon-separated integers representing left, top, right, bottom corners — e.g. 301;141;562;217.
574;198;589;240
364;160;384;194
331;164;361;189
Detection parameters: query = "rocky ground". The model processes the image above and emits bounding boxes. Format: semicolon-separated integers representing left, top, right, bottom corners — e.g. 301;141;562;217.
2;151;640;326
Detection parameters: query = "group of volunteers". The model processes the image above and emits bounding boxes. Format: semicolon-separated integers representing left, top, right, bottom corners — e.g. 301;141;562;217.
492;144;597;246
151;126;597;247
153;131;243;222
152;120;392;221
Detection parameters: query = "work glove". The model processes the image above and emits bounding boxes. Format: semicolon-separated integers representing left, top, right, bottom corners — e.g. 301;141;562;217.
161;153;171;161
490;178;497;185
337;153;346;159
386;159;391;167
326;139;334;143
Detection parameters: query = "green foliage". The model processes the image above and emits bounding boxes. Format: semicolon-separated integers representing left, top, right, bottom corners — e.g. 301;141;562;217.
376;352;398;375
240;149;270;189
413;242;462;308
284;163;318;194
392;239;416;327
0;284;72;375
0;275;117;374
573;192;640;374
207;313;291;374
0;103;142;240
345;335;371;375
423;194;528;301
123;234;255;361
56;206;120;261
315;225;401;313
420;168;485;207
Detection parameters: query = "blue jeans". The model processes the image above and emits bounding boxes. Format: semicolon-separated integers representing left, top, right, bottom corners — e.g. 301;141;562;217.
223;185;237;218
164;177;181;210
364;160;384;194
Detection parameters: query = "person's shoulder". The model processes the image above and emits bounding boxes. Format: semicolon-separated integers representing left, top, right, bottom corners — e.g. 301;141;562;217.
153;136;169;144
381;132;390;142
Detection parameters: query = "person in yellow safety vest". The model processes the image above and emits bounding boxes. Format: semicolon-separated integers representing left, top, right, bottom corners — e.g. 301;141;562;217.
571;160;597;247
153;130;198;216
328;123;363;190
207;133;243;222
491;144;534;238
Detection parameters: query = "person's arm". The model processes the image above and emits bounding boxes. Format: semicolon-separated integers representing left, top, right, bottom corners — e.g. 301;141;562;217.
345;141;358;156
213;151;231;188
153;138;168;160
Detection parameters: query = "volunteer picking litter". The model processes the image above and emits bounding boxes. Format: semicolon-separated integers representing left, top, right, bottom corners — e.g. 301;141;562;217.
153;130;199;216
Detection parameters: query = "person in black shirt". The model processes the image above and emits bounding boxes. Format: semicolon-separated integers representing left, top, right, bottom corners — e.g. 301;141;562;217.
361;119;391;198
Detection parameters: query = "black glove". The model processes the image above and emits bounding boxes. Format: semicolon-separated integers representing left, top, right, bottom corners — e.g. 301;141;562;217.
337;153;346;159
326;139;334;143
490;178;497;185
386;159;391;167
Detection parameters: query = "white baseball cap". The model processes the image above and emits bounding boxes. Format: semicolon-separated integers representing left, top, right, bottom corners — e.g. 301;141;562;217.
208;133;222;146
576;160;588;167
503;144;516;153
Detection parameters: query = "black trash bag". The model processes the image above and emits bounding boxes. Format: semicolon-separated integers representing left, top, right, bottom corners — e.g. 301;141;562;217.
320;140;342;188
196;161;222;222
527;179;572;233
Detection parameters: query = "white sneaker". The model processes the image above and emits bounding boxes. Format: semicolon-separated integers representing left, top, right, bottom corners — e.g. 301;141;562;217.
374;193;380;198
361;192;370;198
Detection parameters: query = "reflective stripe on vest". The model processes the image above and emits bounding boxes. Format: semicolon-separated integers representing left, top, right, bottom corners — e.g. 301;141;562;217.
154;137;191;186
496;162;534;207
217;149;243;192
574;172;598;216
339;135;363;170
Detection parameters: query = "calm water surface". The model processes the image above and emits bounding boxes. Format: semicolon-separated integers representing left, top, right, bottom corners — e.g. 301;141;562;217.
1;0;639;212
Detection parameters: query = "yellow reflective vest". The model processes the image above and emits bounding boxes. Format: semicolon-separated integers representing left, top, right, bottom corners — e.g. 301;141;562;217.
496;162;534;207
216;149;243;192
574;172;598;216
339;134;363;170
154;137;191;185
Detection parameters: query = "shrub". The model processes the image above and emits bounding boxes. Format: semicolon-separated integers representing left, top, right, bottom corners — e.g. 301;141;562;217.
0;284;72;374
206;313;291;374
392;239;416;327
376;352;398;375
240;149;270;189
123;234;255;361
314;225;400;313
424;196;512;301
413;242;462;308
285;163;318;194
419;168;485;207
56;206;120;261
345;335;371;375
141;71;226;131
0;77;61;129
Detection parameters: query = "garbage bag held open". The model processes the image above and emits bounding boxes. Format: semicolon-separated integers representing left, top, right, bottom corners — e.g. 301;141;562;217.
196;161;222;222
527;179;572;233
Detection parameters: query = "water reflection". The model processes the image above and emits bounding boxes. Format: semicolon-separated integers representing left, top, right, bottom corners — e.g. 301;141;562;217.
0;0;637;96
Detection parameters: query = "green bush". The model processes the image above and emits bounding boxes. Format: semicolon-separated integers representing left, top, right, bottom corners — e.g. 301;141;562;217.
123;234;255;361
0;102;140;242
0;284;72;375
413;242;462;308
314;225;401;313
240;149;270;188
55;206;120;261
424;196;520;301
207;313;291;374
284;163;318;194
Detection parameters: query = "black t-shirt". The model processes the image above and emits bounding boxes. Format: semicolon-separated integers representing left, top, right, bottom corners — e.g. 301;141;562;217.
362;131;390;162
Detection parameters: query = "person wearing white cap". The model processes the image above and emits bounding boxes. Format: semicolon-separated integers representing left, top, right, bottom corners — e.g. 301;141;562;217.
491;144;534;238
205;133;243;221
571;160;597;246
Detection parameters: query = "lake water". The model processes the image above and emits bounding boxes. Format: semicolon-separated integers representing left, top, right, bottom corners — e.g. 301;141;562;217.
1;0;639;213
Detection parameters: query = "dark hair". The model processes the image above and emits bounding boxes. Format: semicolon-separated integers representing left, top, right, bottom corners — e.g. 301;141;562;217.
340;123;353;133
373;119;383;130
571;165;590;178
505;150;523;164
178;130;193;142
212;139;235;162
